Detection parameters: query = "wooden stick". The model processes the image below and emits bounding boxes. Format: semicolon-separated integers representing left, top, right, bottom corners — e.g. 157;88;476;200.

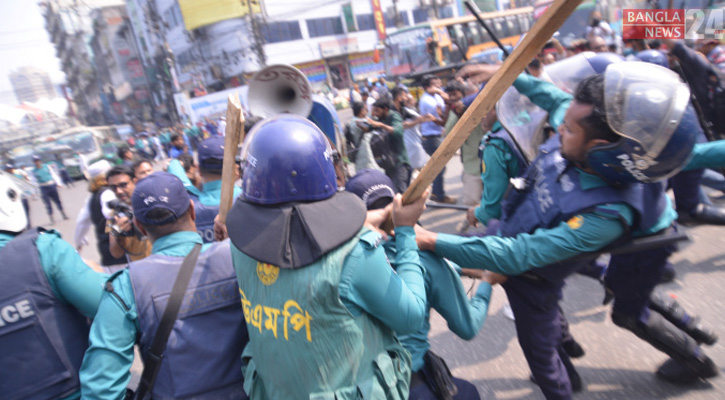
218;94;245;225
401;0;581;205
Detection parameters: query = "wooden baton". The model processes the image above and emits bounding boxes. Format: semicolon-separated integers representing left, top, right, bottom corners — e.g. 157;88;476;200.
218;94;246;225
401;0;582;205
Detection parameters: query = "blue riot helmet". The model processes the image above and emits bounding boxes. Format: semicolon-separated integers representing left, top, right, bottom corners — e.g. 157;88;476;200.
587;62;697;185
240;114;337;204
542;51;624;93
635;49;669;68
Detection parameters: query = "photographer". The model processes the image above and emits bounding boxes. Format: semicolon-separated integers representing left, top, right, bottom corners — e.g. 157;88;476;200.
106;166;151;268
74;160;127;268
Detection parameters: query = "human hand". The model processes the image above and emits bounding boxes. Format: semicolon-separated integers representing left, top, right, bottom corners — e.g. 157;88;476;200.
114;215;133;233
413;224;437;252
214;214;228;241
364;204;393;239
466;207;479;227
461;268;485;279
456;64;500;85
392;190;428;227
482;271;508;285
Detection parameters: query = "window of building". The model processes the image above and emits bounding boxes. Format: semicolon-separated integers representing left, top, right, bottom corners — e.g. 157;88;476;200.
440;6;454;19
356;14;375;31
384;11;409;27
412;9;429;24
261;21;303;43
306;17;344;38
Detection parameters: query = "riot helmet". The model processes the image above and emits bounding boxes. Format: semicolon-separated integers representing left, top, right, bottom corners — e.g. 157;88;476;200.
542;51;624;94
0;173;27;233
240;114;338;205
586;62;696;185
635;50;669;68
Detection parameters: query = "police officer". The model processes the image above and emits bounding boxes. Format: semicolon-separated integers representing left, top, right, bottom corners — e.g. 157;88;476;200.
80;172;248;399
167;135;242;243
415;63;723;398
31;154;68;224
346;169;494;399
225;115;428;399
0;173;106;399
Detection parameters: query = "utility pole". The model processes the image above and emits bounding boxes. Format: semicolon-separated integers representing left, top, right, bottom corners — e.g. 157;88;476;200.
246;0;267;68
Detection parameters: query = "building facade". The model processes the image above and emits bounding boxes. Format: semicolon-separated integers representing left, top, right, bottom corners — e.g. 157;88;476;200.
9;67;57;103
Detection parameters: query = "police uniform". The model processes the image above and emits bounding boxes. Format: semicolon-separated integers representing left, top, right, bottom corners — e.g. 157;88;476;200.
167;136;242;243
0;228;106;400
79;173;248;399
347;168;489;399
226;115;427;399
32;160;68;221
426;76;725;398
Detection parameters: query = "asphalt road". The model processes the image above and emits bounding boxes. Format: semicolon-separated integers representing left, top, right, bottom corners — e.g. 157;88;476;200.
27;128;725;399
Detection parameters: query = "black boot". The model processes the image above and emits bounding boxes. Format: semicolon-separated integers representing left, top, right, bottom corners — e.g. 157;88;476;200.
649;291;718;346
612;311;719;383
61;210;69;220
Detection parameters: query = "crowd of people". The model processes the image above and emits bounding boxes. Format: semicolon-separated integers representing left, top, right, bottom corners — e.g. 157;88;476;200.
1;21;725;400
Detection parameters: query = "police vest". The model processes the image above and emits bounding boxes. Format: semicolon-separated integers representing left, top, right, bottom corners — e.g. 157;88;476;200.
486;129;528;176
90;189;126;266
234;228;412;400
0;228;91;400
127;240;247;400
190;194;218;244
500;140;666;282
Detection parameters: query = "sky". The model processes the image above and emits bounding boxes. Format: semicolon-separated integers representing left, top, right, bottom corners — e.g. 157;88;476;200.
0;0;65;105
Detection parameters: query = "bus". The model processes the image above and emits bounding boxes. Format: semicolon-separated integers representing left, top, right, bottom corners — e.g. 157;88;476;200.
10;126;123;179
383;7;534;80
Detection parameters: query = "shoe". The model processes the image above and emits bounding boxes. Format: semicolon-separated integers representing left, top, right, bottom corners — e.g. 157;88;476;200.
678;203;725;225
656;356;719;384
49;215;55;225
687;322;719;346
430;194;457;204
61;211;69;221
659;265;676;284
562;339;586;359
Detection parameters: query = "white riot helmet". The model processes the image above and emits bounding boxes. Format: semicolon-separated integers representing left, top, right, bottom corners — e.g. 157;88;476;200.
0;173;27;233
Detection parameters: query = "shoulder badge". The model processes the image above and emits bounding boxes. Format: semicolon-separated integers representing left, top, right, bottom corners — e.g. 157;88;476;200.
257;262;279;286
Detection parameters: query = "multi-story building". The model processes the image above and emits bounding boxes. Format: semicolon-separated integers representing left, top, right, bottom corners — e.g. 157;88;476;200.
8;67;57;103
41;0;125;125
128;0;459;97
90;5;153;124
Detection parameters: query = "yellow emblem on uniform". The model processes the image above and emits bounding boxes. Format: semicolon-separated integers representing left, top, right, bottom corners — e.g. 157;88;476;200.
481;160;486;174
566;215;584;230
257;262;279;285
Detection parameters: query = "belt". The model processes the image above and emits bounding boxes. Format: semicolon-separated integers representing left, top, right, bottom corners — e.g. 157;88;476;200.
422;135;441;139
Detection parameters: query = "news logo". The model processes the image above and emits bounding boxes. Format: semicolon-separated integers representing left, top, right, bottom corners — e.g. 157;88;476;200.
623;9;724;40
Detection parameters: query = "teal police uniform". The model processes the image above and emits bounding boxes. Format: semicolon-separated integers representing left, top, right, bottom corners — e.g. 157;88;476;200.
79;232;247;399
0;229;106;400
230;227;427;400
475;74;571;226
32;161;67;221
386;244;491;399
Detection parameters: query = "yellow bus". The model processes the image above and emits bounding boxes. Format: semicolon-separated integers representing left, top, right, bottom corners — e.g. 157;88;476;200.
383;7;534;79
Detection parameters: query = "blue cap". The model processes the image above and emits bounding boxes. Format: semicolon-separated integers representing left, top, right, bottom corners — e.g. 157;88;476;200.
197;136;225;170
345;169;395;210
32;155;41;161
132;172;190;226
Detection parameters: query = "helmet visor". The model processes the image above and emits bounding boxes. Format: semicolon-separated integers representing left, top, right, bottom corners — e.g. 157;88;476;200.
604;62;690;159
495;86;549;163
541;52;597;94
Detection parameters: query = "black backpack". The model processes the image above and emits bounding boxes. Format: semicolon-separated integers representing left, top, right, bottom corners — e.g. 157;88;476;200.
344;122;361;163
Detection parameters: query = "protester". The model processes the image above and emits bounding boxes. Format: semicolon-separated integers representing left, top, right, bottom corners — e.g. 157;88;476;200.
4;163;32;228
168;133;188;159
419;74;455;204
225;115;428;399
80;172;248;399
349;100;384;174
368;98;411;193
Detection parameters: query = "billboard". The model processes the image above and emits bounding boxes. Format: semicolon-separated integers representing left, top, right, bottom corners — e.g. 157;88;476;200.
179;0;264;31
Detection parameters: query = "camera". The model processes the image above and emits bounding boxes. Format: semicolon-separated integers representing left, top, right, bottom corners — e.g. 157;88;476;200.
107;199;137;237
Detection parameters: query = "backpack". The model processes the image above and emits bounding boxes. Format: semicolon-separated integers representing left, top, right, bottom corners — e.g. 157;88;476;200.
369;129;399;172
710;71;725;140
